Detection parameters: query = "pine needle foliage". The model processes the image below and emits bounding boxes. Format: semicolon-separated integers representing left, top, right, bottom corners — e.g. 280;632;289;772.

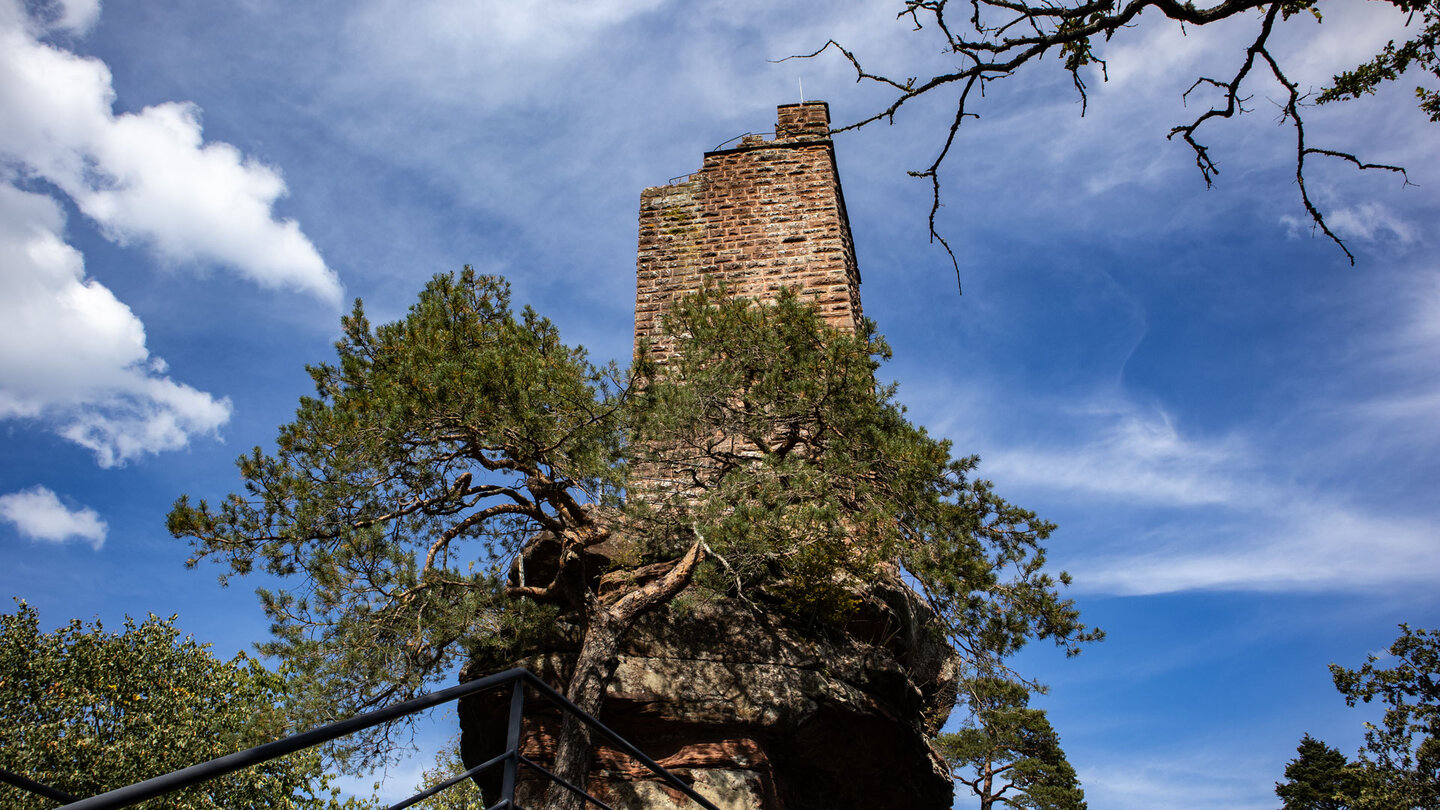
940;676;1086;810
1278;626;1440;810
169;270;1099;781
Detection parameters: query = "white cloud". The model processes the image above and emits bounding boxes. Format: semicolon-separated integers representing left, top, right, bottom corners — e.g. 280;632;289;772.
1099;9;1247;94
1072;505;1440;595
345;0;668;106
0;183;232;466
0;485;107;549
2;0;98;36
1278;1;1421;89
975;400;1440;595
0;0;338;465
1324;266;1440;455
1078;749;1278;810
986;407;1255;508
1401;271;1440;346
1100;1;1417;100
0;1;341;303
1282;201;1417;244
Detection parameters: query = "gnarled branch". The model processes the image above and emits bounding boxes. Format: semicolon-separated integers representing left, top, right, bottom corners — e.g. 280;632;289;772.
788;0;1429;279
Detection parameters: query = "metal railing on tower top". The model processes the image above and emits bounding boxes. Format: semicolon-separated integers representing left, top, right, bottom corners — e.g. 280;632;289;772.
1;667;722;810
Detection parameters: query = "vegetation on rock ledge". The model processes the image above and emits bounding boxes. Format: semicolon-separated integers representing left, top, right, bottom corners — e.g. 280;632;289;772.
168;268;1100;806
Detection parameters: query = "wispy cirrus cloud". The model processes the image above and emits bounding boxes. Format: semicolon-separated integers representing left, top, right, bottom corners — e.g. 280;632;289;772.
1072;502;1439;595
980;399;1440;595
342;0;668;108
1321;264;1440;460
985;407;1255;508
1282;201;1419;245
1076;748;1278;810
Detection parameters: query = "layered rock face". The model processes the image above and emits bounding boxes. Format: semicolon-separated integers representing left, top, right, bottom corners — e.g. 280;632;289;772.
458;553;959;810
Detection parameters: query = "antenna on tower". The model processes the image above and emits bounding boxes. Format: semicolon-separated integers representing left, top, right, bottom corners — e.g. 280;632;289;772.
799;77;805;104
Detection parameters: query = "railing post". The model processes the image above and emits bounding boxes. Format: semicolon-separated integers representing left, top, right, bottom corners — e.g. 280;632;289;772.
499;678;526;805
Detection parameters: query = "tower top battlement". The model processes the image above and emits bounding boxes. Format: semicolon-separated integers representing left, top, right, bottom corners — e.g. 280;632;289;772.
775;100;832;139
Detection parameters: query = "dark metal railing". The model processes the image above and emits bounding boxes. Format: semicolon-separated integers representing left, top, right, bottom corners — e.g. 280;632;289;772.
0;770;78;804
6;667;721;810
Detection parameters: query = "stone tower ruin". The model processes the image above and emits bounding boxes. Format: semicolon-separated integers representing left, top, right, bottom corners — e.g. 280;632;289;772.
634;102;863;363
460;102;956;810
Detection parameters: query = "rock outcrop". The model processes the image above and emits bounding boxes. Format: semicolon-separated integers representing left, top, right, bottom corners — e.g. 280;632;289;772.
458;535;959;809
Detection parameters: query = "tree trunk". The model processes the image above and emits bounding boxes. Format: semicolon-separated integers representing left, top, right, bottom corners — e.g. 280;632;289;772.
541;538;705;810
980;757;994;810
544;598;622;810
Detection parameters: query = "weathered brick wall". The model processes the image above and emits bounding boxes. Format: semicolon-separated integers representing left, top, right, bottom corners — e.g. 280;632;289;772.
634;102;862;364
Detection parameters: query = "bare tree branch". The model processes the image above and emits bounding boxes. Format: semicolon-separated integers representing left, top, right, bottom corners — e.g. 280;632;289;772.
788;0;1429;282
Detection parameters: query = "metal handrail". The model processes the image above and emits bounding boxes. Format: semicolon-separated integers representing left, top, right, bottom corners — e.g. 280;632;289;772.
13;667;720;810
712;131;775;151
1;769;77;804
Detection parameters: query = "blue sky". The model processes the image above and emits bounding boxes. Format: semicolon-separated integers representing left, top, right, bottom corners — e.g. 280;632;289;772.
1;0;1436;807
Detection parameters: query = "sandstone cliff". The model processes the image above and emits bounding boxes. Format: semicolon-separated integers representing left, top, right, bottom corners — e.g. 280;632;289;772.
458;534;959;810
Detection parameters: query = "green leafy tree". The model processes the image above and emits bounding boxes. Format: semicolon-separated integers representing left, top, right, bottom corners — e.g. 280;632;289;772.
410;737;485;809
1319;0;1440;121
1330;625;1440;809
169;270;1099;807
0;601;357;809
797;0;1436;271
1275;734;1362;810
939;677;1086;810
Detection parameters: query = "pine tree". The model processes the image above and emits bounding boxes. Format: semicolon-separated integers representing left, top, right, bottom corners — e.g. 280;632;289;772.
169;270;1099;805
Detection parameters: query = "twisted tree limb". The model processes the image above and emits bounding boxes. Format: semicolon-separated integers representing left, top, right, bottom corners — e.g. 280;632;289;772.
787;0;1436;281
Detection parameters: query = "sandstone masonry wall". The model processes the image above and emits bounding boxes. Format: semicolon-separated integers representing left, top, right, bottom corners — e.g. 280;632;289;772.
634;102;862;364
